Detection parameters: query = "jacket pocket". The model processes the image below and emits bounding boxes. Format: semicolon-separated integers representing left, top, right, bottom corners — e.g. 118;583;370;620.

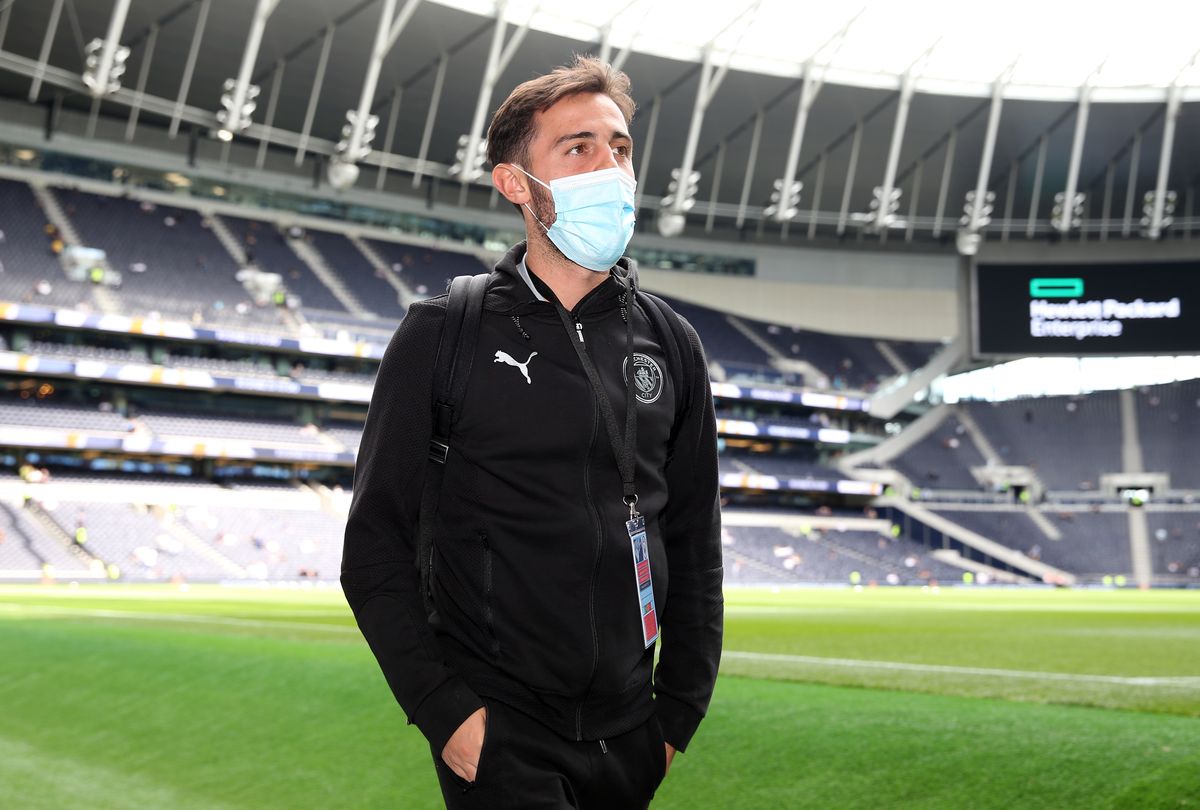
480;532;500;656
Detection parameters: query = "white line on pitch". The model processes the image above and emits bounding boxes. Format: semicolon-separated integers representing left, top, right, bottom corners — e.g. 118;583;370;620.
721;650;1200;687
6;604;1199;689
0;603;358;633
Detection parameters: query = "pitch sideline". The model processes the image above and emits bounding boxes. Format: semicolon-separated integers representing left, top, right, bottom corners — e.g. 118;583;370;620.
4;602;1199;689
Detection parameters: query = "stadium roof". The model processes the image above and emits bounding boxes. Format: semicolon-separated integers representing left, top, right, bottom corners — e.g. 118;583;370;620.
0;0;1197;246
430;0;1200;102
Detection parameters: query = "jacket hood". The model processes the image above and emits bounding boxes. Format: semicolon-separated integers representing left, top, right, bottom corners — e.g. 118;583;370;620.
485;240;640;315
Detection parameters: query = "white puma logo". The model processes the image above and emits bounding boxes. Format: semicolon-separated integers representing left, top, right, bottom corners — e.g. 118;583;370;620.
494;350;538;384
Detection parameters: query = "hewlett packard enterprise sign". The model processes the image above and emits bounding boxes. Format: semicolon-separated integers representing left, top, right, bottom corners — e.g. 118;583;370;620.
974;260;1200;356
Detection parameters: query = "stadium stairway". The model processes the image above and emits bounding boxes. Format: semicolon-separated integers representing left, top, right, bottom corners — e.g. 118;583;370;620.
207;213;253;267
348;236;422;310
29;183;84;246
286;234;373;319
5;499;102;578
29;182;120;311
156;506;246;579
873;340;909;376
867;336;966;419
89;284;123;315
953;405;1003;468
21;501;109;571
0;500;52;575
839;403;952;492
879;496;1076;585
1128;509;1153;589
302;479;350;519
1118;389;1146;474
926;548;1031;584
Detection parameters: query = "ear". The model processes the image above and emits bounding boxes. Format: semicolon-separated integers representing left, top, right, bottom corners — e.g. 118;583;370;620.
492;164;532;206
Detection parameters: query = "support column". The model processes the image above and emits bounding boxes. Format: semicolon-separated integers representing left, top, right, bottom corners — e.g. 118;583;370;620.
294;24;335;164
124;22;158;141
84;0;132;97
168;0;211;138
1146;83;1182;240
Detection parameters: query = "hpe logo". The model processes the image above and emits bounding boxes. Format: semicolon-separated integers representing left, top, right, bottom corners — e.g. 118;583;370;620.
1029;278;1084;298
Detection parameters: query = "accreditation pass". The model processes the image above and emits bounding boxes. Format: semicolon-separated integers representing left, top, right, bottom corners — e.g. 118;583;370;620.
626;514;659;648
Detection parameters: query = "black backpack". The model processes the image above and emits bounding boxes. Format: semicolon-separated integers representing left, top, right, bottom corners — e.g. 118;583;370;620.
416;271;696;612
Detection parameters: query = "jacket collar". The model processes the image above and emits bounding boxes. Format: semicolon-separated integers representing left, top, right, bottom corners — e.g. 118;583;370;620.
486;240;639;315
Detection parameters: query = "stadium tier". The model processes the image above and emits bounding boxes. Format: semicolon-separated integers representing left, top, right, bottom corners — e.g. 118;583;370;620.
891;414;987;490
0;178;942;395
55;188;278;329
0;179;99;310
1137;379;1200;491
304;230;408;322
363;237;492;297
2;182;1200;589
963;393;1123;492
1148;511;1200;578
932;508;1134;579
222;215;349;314
722;525;961;586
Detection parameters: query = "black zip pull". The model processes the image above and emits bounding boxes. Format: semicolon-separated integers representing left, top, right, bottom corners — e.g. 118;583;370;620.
599;739;608;754
575;321;584;343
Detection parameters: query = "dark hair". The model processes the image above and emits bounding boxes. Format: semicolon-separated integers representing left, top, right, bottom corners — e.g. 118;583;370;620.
486;55;636;170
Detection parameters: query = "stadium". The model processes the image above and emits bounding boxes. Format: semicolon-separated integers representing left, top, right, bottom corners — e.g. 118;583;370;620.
0;0;1198;807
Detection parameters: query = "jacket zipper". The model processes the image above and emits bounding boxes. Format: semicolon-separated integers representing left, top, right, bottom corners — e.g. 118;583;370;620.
481;533;499;656
567;310;604;742
577;393;602;741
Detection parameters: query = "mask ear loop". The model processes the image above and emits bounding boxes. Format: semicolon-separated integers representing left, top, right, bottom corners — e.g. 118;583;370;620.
511;164;555;234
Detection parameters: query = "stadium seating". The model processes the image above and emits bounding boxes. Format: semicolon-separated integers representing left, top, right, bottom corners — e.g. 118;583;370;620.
57;189;261;325
0;397;133;432
305;230;408;322
1136;380;1200;490
223;216;349;314
363;238;489;297
0;498;87;573
41;499;223;580
722;525;959;585
933;508;1133;577
0;179;99;310
735;320;896;390
964;393;1122;491
178;502;345;579
323;422;365;453
651;293;778;371
729;454;845;482
135;409;327;447
892;414;985;490
1147;511;1200;577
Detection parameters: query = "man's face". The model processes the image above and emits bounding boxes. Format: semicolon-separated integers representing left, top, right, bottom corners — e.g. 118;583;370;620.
522;92;635;234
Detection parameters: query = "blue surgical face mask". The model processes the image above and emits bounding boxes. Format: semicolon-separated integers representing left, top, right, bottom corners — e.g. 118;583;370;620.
513;165;637;273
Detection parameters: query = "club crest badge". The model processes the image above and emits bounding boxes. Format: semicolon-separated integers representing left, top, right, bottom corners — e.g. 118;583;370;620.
622;353;664;405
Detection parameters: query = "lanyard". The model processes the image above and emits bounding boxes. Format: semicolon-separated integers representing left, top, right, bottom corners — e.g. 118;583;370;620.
552;283;639;518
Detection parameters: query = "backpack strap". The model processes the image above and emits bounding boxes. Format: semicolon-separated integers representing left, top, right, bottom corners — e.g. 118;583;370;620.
635;289;696;452
418;272;489;613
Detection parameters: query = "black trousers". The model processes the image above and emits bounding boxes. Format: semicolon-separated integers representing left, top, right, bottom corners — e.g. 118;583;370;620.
430;697;668;809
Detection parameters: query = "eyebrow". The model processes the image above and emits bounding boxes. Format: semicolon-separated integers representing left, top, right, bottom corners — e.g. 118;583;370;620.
554;130;633;147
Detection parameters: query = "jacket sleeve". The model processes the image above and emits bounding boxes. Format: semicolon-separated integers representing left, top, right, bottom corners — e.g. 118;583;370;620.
340;299;484;757
654;314;724;753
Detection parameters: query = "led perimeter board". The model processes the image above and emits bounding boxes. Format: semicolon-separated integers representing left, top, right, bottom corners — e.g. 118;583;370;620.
972;260;1200;357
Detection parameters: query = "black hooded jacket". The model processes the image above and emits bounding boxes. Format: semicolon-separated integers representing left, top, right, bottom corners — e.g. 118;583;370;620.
340;241;723;759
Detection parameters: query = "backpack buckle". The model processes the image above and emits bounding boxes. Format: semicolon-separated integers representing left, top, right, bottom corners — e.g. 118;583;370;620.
428;439;449;464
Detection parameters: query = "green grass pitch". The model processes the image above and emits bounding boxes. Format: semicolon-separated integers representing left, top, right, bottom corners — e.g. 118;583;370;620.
1;584;1198;809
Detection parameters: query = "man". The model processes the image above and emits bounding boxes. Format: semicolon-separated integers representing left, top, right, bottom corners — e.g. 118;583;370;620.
341;56;723;809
